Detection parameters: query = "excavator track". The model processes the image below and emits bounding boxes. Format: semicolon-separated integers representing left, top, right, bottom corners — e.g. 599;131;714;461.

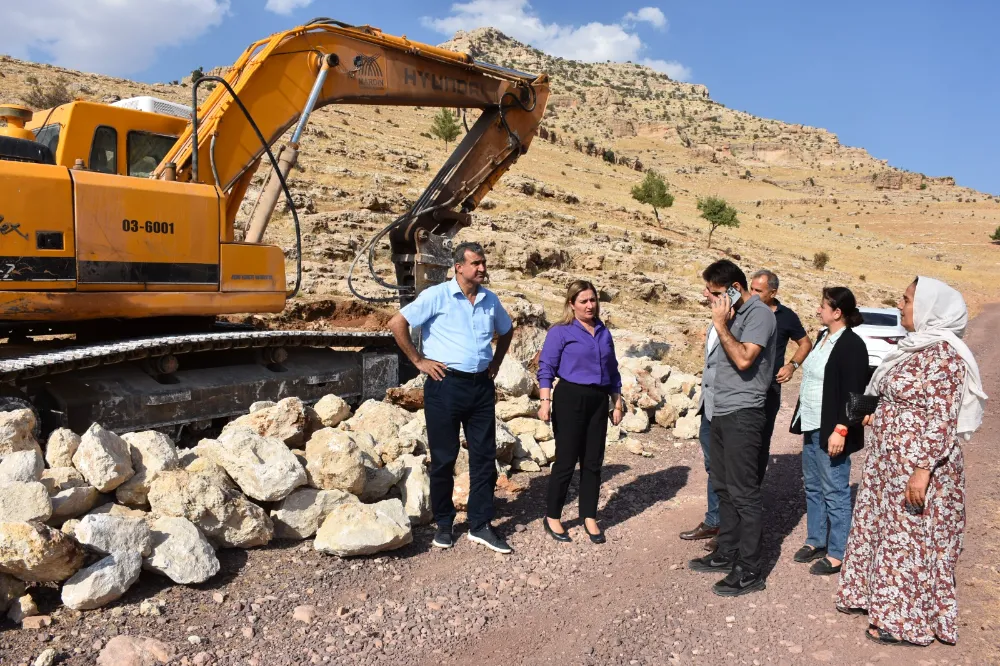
0;329;399;436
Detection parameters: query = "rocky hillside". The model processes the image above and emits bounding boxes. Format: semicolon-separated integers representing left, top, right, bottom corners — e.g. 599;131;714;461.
1;28;998;372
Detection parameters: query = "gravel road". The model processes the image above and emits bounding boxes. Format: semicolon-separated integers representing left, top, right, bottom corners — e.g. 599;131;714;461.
3;306;998;666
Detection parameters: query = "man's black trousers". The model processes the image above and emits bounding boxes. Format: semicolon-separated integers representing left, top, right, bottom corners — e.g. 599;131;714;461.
760;382;782;483
546;380;609;520
709;406;766;575
424;372;497;532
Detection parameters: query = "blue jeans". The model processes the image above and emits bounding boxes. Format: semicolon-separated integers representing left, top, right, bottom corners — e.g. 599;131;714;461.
699;414;719;528
802;430;853;560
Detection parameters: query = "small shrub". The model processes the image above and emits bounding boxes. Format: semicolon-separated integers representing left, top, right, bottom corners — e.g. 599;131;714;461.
855;223;860;229
813;252;830;270
190;67;204;83
22;75;74;109
955;264;963;271
602;149;616;164
593;183;601;189
859;275;866;282
990;226;1000;242
920;182;927;190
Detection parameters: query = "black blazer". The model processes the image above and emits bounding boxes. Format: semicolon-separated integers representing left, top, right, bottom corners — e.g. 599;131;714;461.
790;327;870;457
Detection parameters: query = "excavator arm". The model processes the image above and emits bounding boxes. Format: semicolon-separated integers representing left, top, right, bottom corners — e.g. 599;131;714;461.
154;18;550;301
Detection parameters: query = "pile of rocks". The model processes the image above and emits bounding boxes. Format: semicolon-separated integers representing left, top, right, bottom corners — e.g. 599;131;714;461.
0;395;430;621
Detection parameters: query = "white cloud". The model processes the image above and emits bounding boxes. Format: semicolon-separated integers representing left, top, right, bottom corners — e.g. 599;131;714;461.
0;0;230;77
422;0;691;81
265;0;314;15
624;7;667;30
641;58;692;82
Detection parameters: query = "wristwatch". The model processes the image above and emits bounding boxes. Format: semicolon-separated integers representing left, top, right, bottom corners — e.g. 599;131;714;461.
834;425;848;437
790;360;800;370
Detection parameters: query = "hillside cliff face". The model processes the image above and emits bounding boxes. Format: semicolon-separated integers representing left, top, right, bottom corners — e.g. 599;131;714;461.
1;29;997;368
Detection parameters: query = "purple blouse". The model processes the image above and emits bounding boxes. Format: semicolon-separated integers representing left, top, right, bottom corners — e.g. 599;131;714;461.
537;319;623;393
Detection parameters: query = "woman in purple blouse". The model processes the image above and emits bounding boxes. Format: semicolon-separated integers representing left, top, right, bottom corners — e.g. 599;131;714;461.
538;280;624;544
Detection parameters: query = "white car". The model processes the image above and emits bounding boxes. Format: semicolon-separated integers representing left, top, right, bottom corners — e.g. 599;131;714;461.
855;307;907;370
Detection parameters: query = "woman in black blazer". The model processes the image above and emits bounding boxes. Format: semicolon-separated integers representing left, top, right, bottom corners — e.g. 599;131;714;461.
790;287;869;576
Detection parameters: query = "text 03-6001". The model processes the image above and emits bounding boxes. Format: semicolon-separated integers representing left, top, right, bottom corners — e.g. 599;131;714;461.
122;219;175;234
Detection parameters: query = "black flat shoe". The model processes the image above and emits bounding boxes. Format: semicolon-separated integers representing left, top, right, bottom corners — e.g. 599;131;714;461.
793;545;828;563
582;522;605;544
865;625;924;647
809;557;842;576
544;519;571;543
836;605;867;616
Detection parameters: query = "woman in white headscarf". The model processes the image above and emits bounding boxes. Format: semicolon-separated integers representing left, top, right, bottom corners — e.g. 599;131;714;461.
837;277;987;647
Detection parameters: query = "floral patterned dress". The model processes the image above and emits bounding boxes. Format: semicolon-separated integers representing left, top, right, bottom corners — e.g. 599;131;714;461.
837;341;966;645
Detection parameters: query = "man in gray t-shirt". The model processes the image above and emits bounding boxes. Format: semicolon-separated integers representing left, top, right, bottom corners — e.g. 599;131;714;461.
689;260;776;598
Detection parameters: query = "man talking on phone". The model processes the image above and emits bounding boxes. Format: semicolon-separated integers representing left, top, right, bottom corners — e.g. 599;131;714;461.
689;260;776;597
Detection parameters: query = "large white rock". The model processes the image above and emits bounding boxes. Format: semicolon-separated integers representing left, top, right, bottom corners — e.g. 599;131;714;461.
0;482;52;522
360;459;406;502
611;330;671;359
495;419;518;464
305;429;366;495
341;400;412;444
45;428;81;468
494;356;537;398
314;498;412;557
269;488;355;540
6;592;37;623
397;412;427;445
144;516;220;584
654;404;680;428
313;394;352;428
39;467;88;495
50;485;101;524
147;470;273;549
222;396;309;448
375;438;418;465
672;412;701;440
397;455;431;525
509;325;547;364
0;449;44;483
0;410;40;457
663;372;700;398
0;573;25;614
72;424;134;493
61;551;142;610
667;392;696;415
506;417;552;441
538;438;557;461
115;431;179;507
621;408;650;433
514;434;548;465
0;521;85;582
74;514;152;557
495;395;540;421
196;428;306;502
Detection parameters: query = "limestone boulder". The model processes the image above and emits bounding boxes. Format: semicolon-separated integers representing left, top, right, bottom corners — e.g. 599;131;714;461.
621;408;650;434
178;451;235;491
384;374;425;410
514;434;548;465
612;330;671;359
147;470;273;549
269;488;355;540
50;486;101;524
667;392;696;415
654;404;680;428
313;394;352;428
74;514;152;557
39;467;87;495
144;516;219;584
494;356;537;398
45;428;80;468
305;428;366;496
196;428;306;502
538;438;557;461
0;449;44;483
663;372;700;398
495;419;517;464
0;410;40;457
96;636;174;666
672;412;701;440
606;423;623;443
314;498;412;557
72;424;134;493
452;472;470;509
0;482;51;522
360;458;406;502
375;438;418;465
650;363;672;382
506;417;552;441
222;397;308;448
396;455;431;525
397;412;427;445
511;457;541;472
115;431;179;507
61;551;142;610
509;325;547;364
249;401;275;413
0;521;85;582
495;395;540;421
6;593;37;623
341;400;412;444
0;573;25;614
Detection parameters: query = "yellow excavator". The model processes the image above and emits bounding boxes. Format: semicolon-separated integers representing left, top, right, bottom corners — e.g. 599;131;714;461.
0;18;549;436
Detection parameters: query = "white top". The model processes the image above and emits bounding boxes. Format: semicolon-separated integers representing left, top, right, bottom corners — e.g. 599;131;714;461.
799;327;846;432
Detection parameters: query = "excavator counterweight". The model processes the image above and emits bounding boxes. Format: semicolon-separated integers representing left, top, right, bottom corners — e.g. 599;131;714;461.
0;18;549;438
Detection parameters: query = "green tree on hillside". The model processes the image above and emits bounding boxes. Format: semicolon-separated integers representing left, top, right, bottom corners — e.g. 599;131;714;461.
430;109;461;149
991;226;1000;243
190;67;205;83
630;170;674;223
698;196;740;249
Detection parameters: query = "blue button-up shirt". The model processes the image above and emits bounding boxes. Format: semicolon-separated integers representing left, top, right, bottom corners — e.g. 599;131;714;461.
399;278;513;373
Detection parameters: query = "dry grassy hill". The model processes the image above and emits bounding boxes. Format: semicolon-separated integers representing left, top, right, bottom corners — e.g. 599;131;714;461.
2;28;998;370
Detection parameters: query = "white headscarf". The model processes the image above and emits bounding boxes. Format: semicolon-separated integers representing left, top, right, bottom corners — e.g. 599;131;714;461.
866;276;987;440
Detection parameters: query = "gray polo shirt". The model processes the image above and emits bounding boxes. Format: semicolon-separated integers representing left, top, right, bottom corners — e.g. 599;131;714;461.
711;294;777;417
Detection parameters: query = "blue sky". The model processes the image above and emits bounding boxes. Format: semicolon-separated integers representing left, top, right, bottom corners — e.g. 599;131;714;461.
4;0;996;194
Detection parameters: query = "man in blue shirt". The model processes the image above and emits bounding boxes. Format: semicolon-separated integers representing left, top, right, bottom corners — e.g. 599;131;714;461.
387;241;515;554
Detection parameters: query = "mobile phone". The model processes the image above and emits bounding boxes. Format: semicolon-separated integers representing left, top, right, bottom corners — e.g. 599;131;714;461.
725;285;740;303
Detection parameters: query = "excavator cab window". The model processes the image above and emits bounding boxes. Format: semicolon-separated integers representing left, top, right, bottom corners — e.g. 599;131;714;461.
32;124;61;157
128;131;177;178
89;126;117;174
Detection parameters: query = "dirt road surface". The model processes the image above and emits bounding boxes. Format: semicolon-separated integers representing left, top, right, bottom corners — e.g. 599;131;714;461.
3;306;998;665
